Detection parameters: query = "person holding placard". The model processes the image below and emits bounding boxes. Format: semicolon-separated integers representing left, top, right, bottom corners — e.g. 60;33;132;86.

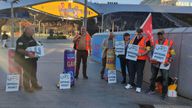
100;31;115;79
125;29;151;93
15;25;42;93
146;30;176;100
117;33;130;84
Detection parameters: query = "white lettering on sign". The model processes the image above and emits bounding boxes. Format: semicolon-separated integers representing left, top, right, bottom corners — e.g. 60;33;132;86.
126;44;139;61
6;74;20;92
115;41;125;55
108;70;117;84
152;45;169;63
25;45;45;59
59;73;71;89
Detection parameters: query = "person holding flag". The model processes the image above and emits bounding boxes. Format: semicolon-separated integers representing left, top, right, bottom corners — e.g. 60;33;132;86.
125;29;151;93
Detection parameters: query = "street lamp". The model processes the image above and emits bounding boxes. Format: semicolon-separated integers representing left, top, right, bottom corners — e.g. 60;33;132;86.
83;0;87;28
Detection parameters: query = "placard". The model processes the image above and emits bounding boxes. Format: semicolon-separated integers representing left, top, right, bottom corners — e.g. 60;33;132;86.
126;44;139;61
152;45;169;63
25;45;45;59
59;73;71;89
108;70;117;84
160;63;171;70
115;41;125;55
6;74;20;92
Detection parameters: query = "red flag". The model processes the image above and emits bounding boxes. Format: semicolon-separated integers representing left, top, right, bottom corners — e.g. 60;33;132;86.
140;13;154;45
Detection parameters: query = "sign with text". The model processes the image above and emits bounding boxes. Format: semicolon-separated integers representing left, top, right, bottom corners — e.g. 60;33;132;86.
6;74;20;92
126;44;139;61
25;45;45;59
59;73;71;89
152;45;169;63
115;41;125;55
108;70;117;84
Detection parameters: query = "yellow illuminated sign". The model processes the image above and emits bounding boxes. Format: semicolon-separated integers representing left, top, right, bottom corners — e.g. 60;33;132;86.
31;1;99;19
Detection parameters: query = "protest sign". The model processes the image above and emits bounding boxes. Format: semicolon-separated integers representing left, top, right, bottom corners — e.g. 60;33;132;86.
6;74;20;92
25;45;45;59
115;41;125;55
126;44;139;61
60;73;71;89
152;45;168;63
108;70;117;84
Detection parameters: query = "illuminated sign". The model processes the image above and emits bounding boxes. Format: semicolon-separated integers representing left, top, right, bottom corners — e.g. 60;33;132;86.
31;1;98;20
176;2;192;6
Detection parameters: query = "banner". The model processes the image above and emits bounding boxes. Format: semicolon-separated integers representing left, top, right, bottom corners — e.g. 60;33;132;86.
108;70;117;84
6;74;20;92
126;44;139;61
152;45;169;63
106;49;116;70
64;49;75;86
115;41;125;55
25;45;45;59
59;73;71;89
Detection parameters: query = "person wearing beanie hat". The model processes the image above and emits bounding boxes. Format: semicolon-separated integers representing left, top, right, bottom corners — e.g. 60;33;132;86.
146;29;176;100
125;28;151;93
117;33;131;84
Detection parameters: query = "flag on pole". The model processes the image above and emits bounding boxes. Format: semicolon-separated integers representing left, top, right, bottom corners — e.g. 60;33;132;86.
140;13;153;44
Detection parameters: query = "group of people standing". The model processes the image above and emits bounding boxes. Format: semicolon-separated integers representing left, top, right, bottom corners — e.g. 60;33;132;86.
14;25;175;100
100;29;175;100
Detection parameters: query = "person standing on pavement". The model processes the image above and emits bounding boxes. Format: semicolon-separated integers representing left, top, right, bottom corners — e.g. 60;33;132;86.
146;30;176;100
15;25;42;93
100;31;115;79
1;31;9;48
117;33;130;84
73;26;91;79
125;29;151;93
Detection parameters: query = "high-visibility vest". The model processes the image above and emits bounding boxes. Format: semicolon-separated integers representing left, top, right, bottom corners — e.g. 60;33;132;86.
76;33;91;51
155;39;173;64
130;36;149;60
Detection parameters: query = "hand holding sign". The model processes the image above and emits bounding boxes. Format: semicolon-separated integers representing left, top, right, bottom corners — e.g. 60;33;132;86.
152;45;168;63
126;44;139;61
25;45;45;59
115;41;125;55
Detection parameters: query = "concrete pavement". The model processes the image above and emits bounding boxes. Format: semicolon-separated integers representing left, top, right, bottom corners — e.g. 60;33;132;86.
0;39;191;108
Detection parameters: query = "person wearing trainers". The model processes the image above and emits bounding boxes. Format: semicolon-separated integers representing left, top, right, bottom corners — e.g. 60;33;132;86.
100;31;115;79
15;25;42;93
147;30;175;99
125;29;151;93
117;33;130;84
73;26;91;79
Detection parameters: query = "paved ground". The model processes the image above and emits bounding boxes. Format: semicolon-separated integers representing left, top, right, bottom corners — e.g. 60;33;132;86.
0;39;191;108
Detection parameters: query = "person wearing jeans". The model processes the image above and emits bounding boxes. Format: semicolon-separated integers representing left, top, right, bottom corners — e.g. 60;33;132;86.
147;30;175;100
